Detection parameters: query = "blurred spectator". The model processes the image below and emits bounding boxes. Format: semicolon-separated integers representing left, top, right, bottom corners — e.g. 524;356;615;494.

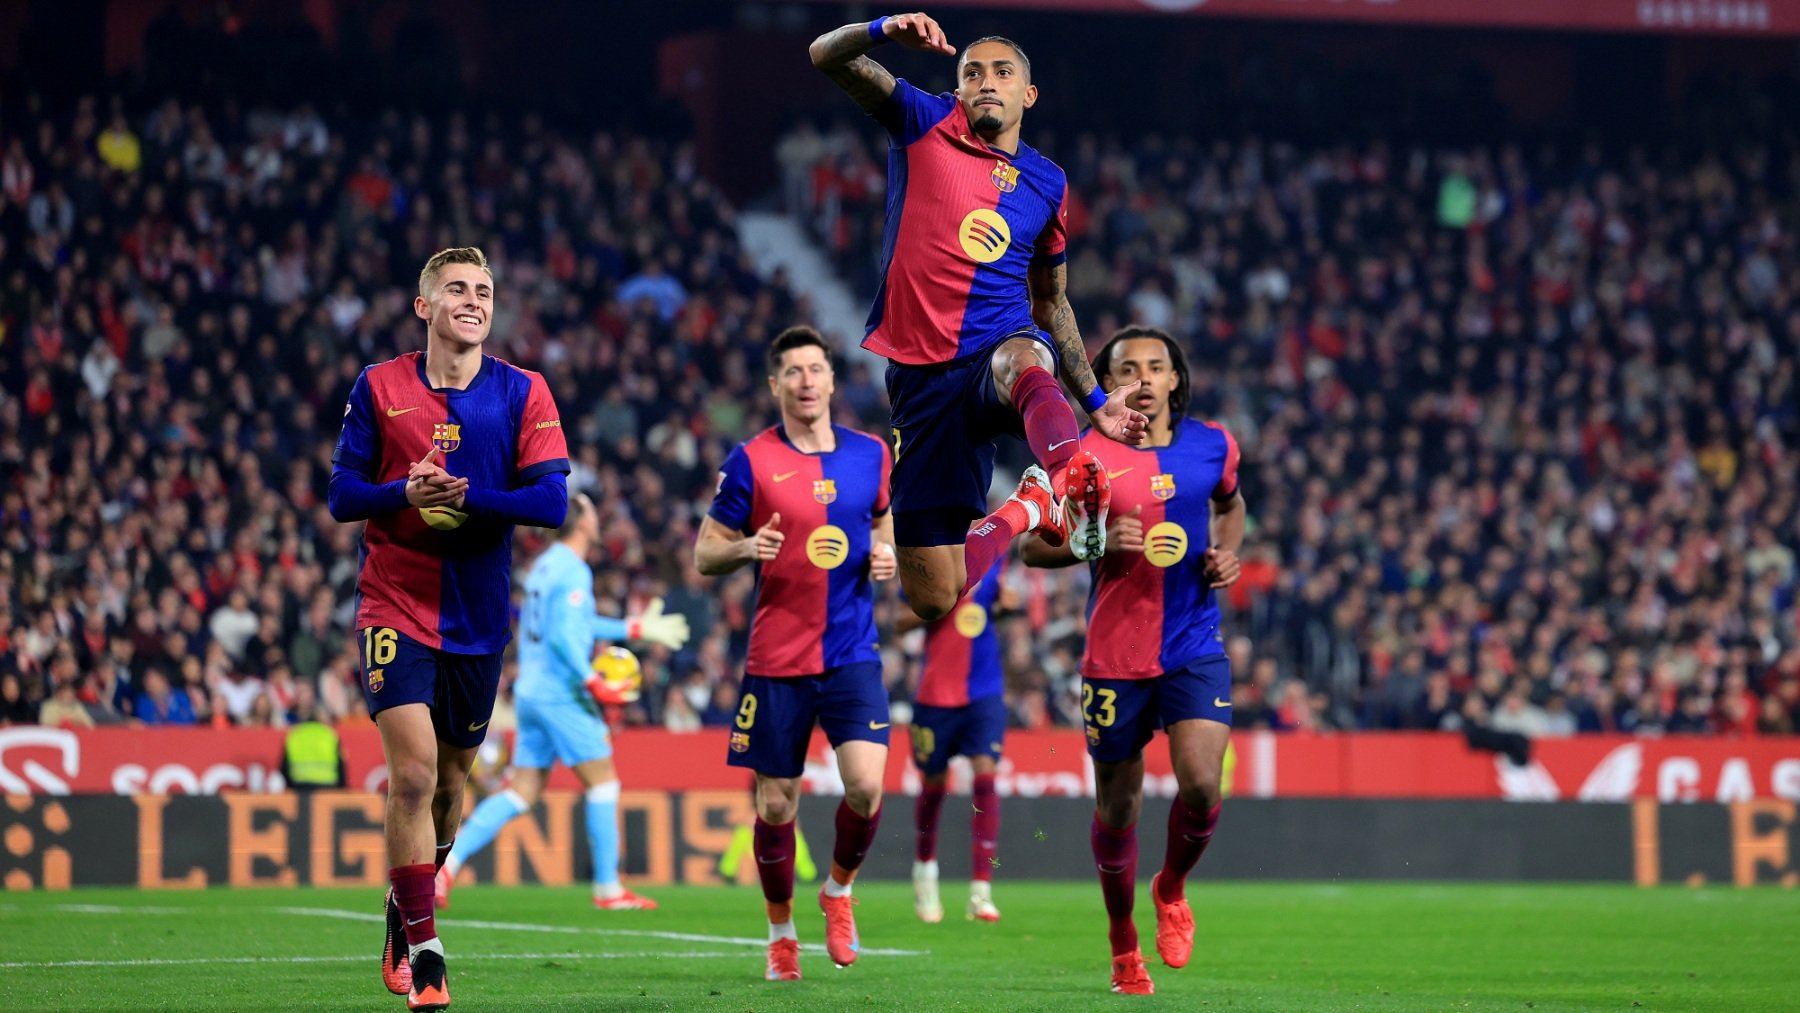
699;681;738;728
1490;686;1549;739
0;672;35;725
133;667;196;726
662;685;701;732
38;670;94;729
1756;695;1793;736
96;113;141;175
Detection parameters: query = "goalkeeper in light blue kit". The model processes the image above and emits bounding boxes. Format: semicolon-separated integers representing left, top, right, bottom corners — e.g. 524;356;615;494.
437;492;690;910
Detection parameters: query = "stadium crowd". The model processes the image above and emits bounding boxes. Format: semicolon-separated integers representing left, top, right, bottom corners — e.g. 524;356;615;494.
2;82;1797;744
784;118;1800;740
0;91;828;736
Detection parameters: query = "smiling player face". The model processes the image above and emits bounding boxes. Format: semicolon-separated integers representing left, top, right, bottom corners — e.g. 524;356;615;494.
768;343;835;427
1102;338;1178;427
416;262;493;350
956;41;1036;140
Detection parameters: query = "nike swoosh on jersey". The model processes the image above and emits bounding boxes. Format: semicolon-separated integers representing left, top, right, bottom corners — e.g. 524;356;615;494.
1214;698;1231;708
869;721;890;730
1107;468;1134;480
387;405;421;417
773;470;799;483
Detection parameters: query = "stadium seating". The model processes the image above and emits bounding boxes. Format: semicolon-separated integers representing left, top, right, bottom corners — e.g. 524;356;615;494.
0;95;816;732
2;86;1796;741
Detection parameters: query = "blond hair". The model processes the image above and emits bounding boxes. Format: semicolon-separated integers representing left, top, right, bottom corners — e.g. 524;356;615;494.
418;246;492;297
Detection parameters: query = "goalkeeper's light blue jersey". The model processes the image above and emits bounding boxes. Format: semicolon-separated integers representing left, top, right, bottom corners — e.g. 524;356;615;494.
515;542;629;705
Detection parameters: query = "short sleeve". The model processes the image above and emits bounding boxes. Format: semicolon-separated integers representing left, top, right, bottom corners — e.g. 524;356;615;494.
874;437;892;516
516;371;571;482
1033;179;1069;268
871;79;955;148
331;368;380;476
1207;423;1240;500
708;444;756;534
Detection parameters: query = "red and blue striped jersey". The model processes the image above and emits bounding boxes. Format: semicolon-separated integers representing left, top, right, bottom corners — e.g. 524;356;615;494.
916;560;1006;707
1079;421;1240;680
862;79;1069;366
710;426;892;676
333;351;568;653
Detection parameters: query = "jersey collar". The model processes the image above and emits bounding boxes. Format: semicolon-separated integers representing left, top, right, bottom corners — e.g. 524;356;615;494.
413;351;491;396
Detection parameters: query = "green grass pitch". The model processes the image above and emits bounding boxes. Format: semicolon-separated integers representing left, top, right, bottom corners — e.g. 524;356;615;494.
0;882;1792;1011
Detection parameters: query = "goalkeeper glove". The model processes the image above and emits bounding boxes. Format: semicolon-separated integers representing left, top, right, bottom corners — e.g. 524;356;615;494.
625;597;691;650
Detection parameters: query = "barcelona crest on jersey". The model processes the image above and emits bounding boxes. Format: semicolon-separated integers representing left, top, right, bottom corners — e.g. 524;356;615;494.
990;161;1019;193
1151;473;1177;500
432;423;462;454
812;478;838;505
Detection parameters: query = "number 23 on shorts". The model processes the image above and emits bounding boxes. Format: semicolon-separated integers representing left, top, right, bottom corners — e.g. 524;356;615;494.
1082;684;1117;727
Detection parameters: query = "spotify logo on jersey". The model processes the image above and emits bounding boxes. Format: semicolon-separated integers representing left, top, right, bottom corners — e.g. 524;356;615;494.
806;525;851;569
419;506;469;530
958;208;1012;263
1143;522;1188;567
954;602;988;638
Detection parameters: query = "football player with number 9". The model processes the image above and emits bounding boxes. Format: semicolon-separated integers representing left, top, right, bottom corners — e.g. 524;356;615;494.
695;326;897;982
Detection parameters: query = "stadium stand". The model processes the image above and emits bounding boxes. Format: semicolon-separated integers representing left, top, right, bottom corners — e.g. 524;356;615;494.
0;93;816;733
2;78;1796;742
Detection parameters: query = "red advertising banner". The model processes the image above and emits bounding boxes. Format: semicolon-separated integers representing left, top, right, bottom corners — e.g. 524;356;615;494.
809;0;1800;37
3;725;1795;802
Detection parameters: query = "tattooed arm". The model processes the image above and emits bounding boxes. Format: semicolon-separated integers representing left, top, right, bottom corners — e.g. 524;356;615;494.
809;12;955;112
1030;260;1149;446
1028;260;1099;402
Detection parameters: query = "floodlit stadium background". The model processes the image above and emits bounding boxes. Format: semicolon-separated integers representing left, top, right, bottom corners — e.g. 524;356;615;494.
2;0;1797;907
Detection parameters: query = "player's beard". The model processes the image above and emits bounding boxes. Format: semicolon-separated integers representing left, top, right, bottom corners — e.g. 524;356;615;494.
972;110;1003;134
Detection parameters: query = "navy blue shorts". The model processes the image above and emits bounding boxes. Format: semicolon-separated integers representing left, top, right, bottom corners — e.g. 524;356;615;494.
357;627;503;750
909;694;1008;776
1083;656;1232;764
885;331;1051;547
726;663;891;779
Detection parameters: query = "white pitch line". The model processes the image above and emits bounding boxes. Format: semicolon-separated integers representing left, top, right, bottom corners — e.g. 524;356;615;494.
274;906;930;957
40;903;195;915
34;904;930;959
0;951;743;970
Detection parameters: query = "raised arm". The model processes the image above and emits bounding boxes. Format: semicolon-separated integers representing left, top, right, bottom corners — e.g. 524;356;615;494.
810;13;954;113
592;599;691;651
